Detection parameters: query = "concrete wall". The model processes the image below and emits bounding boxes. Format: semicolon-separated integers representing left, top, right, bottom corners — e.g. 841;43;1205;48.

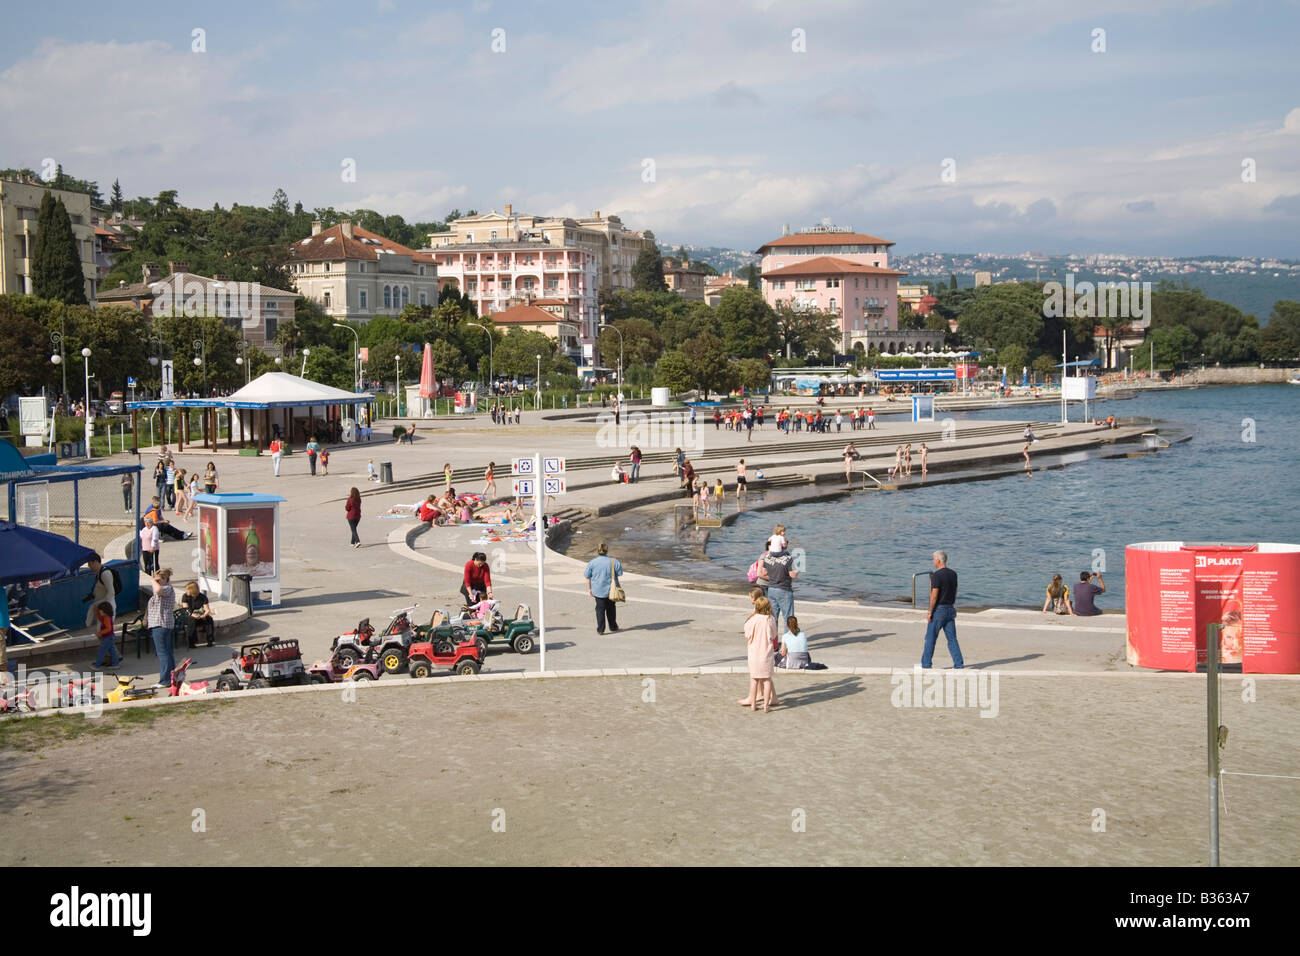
1182;366;1298;385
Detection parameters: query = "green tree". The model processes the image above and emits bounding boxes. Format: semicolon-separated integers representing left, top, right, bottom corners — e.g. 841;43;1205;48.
495;329;558;377
31;193;87;305
110;178;123;213
301;343;353;389
774;303;838;359
0;300;55;394
653;350;694;393
716;287;777;358
1031;354;1057;380
631;245;668;292
598;318;662;370
734;358;772;394
997;343;1029;377
680;331;735;398
1149;324;1198;367
1258;300;1300;360
739;263;761;291
427;339;470;386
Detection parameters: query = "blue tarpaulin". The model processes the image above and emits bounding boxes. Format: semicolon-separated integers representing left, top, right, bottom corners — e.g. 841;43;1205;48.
0;520;96;587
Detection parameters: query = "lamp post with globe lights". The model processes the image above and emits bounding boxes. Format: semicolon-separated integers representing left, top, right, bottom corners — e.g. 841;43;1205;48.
332;323;361;393
50;314;68;401
81;347;93;457
193;335;207;396
301;348;311;379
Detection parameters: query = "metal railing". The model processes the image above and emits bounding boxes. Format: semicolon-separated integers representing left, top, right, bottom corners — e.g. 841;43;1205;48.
911;571;931;607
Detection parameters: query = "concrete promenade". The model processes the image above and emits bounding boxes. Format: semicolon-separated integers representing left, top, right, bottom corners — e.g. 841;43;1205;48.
9;403;1294;866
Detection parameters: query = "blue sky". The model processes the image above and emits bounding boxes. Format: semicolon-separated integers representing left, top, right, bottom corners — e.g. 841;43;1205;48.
2;0;1298;256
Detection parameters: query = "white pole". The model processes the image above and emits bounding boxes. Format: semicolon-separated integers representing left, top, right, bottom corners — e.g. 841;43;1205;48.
1061;331;1067;425
535;452;546;673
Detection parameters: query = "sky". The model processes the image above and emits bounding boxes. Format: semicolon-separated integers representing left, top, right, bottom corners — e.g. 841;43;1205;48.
1;0;1298;258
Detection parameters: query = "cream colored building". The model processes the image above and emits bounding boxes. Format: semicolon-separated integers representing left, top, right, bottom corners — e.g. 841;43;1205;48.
288;220;438;322
663;257;708;301
427;205;656;296
0;177;97;300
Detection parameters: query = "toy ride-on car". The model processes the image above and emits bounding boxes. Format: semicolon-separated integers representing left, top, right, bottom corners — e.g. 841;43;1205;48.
332;605;420;674
406;621;486;679
306;656;383;684
216;639;309;691
453;601;537;654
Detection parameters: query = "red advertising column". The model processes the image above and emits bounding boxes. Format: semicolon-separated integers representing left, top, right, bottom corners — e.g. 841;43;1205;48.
1126;542;1300;674
1125;545;1197;671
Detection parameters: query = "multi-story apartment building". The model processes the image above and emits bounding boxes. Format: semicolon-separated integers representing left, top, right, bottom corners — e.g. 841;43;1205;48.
0;178;98;300
704;272;749;305
96;262;299;350
91;213;142;284
425;205;655;349
425;241;599;341
757;225;906;351
287;220;438;322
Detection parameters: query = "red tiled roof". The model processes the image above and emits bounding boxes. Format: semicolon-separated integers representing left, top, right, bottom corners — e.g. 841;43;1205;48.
757;231;894;252
289;223;418;261
489;303;565;324
531;298;567;305
761;256;907;279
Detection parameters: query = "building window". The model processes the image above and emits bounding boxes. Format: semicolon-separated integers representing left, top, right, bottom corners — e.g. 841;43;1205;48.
795;279;817;291
490;230;498;240
266;317;279;340
360;289;368;309
829;298;837;312
418;265;425;276
419;291;427;306
466;232;474;242
359;262;366;273
401;286;409;307
828;278;840;288
323;292;331;308
383;285;392;309
324;262;331;272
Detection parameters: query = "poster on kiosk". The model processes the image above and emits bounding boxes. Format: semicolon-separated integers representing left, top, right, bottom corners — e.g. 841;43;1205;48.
191;492;286;608
1125;541;1300;674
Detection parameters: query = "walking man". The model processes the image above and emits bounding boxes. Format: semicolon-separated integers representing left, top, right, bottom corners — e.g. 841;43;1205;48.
306;436;320;475
921;550;964;669
584;542;623;635
271;437;283;477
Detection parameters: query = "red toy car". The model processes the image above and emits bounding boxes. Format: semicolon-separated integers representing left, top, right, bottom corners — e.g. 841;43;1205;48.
406;631;486;678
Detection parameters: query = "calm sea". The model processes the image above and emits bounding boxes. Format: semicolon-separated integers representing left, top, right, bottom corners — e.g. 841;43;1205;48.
691;385;1300;608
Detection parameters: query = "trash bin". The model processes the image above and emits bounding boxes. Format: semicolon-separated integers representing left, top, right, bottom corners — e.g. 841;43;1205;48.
379;461;393;484
228;573;253;616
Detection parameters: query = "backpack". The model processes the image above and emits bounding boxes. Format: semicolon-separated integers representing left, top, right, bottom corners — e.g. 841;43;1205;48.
747;558;762;584
109;567;123;596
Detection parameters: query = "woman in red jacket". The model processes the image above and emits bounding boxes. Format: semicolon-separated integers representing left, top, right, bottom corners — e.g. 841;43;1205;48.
345;487;362;548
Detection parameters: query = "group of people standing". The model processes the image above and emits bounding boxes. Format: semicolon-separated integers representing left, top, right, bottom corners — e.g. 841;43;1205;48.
778;407;875;434
490;402;521;425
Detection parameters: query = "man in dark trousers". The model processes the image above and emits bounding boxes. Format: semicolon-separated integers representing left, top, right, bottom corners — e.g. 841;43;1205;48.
921;550;965;669
583;542;623;635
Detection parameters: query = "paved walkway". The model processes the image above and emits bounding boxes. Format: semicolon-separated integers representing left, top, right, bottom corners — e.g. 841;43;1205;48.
3;673;1296;865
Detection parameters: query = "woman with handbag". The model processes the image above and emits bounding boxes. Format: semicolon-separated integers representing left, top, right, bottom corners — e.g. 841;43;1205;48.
583;542;624;635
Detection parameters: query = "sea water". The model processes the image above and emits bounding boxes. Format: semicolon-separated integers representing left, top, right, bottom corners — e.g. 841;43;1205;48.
699;385;1300;608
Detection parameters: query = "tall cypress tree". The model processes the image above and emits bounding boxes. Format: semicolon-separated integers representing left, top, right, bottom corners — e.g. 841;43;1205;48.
111;178;123;213
31;192;88;304
632;245;668;292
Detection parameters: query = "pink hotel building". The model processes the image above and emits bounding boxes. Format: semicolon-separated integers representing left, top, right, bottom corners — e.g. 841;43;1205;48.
757;226;906;351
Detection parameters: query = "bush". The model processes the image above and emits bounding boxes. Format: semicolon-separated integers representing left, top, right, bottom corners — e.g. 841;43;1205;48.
392;425;407;440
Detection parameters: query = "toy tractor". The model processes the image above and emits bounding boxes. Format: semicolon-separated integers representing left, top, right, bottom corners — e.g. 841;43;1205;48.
216;639;309;691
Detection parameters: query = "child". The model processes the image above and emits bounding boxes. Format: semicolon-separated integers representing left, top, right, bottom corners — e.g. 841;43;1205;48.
367;459;380;482
91;600;120;669
699;480;711;515
319;448;330;475
714;478;725;509
779;615;810;670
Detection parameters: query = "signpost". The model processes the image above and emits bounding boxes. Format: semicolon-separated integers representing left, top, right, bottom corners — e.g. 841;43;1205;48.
514;455;566;672
160;360;174;401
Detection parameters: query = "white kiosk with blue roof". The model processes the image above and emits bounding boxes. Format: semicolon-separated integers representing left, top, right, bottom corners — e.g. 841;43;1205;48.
190;492;286;609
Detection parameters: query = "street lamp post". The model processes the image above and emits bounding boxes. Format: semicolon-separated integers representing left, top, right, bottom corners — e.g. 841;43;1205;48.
467;322;494;400
333;323;361;393
193;335;207;395
50;314;68;400
601;318;624;405
535;355;541;411
81;347;93;458
301;347;311;379
395;352;402;417
235;338;251;384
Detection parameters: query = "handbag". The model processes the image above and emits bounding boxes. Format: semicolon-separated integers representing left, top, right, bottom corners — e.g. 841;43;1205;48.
608;557;626;603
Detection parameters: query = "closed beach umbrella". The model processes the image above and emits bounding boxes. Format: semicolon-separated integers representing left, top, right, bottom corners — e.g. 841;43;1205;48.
0;520;97;586
418;343;437;399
